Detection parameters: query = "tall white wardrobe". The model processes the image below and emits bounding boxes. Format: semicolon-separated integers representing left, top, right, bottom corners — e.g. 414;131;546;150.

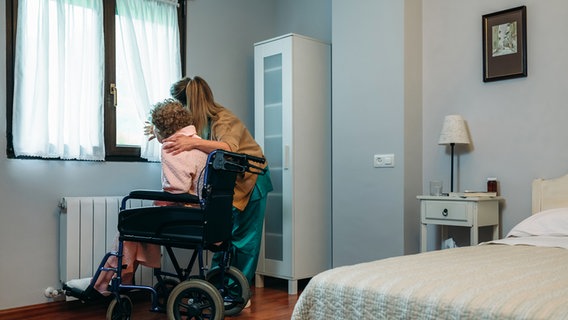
253;33;331;294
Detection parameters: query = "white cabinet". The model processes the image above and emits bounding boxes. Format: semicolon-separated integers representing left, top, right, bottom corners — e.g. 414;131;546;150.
254;34;331;294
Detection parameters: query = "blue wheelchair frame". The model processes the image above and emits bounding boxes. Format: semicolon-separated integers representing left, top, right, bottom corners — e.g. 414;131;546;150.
63;150;267;320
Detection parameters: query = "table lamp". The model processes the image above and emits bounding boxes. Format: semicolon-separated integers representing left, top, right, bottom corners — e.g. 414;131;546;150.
438;115;471;192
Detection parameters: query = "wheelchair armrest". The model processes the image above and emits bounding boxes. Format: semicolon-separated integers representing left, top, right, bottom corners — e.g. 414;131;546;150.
122;190;199;208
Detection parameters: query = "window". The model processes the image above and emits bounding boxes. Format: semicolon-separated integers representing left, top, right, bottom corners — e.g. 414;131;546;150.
5;0;186;161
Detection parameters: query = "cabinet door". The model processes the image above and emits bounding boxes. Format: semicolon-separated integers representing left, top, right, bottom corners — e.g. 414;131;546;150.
254;38;292;275
255;34;331;280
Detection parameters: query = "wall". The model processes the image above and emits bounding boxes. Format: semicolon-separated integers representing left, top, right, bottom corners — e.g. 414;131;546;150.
403;0;423;254
185;0;331;130
332;0;568;261
331;0;423;267
184;0;274;130
422;0;568;247
0;0;331;310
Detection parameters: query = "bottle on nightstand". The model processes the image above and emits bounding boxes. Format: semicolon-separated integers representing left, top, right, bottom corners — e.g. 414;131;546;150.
487;177;498;195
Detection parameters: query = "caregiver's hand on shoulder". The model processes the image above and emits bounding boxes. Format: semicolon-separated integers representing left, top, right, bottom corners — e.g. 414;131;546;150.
163;134;198;155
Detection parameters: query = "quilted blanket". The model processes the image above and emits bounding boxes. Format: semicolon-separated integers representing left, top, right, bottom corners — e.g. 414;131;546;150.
292;244;568;320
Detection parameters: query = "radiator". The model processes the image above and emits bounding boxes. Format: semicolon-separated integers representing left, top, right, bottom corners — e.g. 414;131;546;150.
59;196;156;288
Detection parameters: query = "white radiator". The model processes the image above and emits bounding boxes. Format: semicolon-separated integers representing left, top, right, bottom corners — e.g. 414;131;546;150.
59;196;156;288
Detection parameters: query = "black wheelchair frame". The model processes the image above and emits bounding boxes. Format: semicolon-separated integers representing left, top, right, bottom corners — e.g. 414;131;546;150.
63;149;267;320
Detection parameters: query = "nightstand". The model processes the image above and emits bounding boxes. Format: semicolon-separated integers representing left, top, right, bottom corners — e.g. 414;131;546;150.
417;195;502;252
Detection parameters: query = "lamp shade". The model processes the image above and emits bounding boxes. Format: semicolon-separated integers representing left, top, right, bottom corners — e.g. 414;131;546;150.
438;115;471;145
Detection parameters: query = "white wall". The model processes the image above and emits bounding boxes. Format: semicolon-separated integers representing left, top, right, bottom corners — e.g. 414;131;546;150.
422;0;568;245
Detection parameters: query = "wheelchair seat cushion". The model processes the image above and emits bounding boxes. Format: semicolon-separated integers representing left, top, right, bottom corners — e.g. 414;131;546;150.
118;206;228;248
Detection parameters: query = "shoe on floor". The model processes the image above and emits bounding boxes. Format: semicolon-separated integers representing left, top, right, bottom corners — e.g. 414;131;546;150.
245;299;251;308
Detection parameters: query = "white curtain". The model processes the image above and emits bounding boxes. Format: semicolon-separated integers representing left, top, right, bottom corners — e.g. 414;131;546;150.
116;0;182;161
12;0;180;161
13;0;105;160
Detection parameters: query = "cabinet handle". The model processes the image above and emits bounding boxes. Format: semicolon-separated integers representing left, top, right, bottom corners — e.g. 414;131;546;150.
442;208;448;217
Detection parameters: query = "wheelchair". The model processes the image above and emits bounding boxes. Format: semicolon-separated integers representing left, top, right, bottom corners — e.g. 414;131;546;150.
63;149;267;320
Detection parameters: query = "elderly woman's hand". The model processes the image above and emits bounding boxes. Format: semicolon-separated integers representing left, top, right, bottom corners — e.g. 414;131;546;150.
144;121;156;141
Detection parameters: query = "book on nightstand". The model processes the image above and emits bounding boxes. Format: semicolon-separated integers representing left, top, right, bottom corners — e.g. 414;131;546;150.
449;191;497;198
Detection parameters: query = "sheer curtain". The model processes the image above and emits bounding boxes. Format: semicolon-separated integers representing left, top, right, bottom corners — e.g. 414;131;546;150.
12;0;180;161
12;0;105;160
116;0;181;161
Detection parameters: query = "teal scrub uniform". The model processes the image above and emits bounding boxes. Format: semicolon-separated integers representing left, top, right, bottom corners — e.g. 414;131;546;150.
212;168;273;284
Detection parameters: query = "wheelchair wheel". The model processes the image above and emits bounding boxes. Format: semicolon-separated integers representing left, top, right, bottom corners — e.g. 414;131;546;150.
166;279;224;320
206;266;250;316
154;278;179;310
106;294;132;320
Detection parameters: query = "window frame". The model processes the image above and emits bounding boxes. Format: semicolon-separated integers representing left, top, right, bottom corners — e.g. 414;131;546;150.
5;0;187;161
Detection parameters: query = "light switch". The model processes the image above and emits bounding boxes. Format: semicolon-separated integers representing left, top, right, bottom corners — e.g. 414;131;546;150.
374;154;395;168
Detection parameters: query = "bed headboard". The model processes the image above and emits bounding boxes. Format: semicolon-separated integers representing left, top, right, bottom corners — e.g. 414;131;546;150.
532;173;568;214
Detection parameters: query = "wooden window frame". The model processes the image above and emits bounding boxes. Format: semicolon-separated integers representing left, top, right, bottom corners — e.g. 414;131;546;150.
5;0;187;161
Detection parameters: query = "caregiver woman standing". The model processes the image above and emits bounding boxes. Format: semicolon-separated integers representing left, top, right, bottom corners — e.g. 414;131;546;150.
164;76;273;289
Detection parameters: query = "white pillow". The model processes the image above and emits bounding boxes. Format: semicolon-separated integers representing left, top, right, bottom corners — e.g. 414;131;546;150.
507;207;568;238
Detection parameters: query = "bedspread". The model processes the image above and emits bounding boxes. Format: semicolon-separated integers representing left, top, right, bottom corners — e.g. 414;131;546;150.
292;244;568;320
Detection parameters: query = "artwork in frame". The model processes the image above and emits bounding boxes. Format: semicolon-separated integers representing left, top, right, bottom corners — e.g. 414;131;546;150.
482;6;527;82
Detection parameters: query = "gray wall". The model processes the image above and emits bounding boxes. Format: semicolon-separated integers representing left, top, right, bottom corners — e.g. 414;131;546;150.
331;0;423;266
185;0;331;131
333;0;568;258
334;0;568;258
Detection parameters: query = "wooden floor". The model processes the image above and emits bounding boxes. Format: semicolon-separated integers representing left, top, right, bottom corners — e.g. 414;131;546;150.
0;278;306;320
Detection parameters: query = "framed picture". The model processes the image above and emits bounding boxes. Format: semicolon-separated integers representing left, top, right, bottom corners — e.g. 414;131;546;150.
482;6;527;82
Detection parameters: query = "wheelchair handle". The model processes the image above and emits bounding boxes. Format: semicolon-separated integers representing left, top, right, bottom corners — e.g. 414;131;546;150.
244;154;266;164
211;150;267;175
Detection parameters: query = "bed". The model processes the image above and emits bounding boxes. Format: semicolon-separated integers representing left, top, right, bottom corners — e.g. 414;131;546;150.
292;174;568;320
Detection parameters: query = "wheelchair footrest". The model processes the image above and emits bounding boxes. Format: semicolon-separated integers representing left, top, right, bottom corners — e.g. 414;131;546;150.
63;277;107;302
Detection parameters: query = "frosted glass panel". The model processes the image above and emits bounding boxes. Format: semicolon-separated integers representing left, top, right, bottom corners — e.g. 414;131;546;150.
263;137;282;170
263;53;283;261
264;55;282;106
264;192;283;259
264;104;282;137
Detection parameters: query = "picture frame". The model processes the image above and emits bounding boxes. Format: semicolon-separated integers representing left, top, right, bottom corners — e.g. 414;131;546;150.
482;6;527;82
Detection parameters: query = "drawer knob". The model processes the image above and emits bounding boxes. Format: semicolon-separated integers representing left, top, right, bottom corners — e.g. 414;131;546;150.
442;208;448;217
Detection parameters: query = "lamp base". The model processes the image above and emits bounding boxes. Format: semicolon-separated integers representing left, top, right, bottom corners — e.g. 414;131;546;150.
450;143;455;192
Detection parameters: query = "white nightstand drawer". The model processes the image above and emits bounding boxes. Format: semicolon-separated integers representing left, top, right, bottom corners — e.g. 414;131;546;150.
418;195;502;252
423;201;469;222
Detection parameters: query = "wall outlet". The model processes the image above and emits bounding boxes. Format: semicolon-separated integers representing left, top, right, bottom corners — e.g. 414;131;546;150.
374;154;395;168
